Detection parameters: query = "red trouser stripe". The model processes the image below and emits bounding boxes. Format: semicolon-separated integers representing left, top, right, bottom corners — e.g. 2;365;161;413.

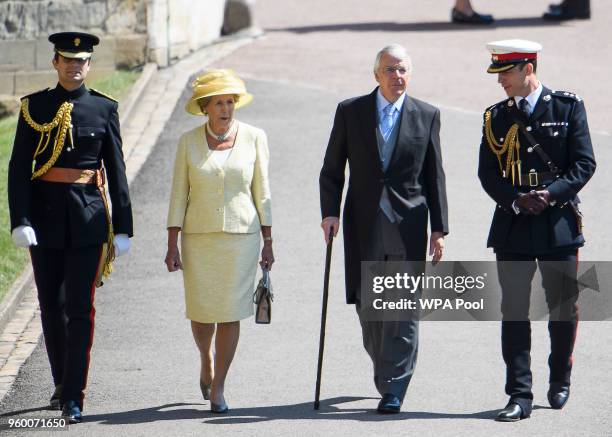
570;249;580;367
81;245;103;406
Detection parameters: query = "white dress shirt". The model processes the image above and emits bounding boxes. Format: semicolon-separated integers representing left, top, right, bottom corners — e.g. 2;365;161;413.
514;82;543;116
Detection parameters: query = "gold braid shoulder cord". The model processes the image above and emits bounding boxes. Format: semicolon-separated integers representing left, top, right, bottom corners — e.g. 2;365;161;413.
96;174;115;286
21;98;115;285
21;98;73;179
484;110;523;185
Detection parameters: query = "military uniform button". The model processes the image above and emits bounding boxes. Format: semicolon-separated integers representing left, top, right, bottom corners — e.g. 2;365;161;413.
527;147;533;153
526;126;532;132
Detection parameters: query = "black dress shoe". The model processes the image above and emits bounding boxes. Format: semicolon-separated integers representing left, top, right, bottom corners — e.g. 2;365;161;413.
61;400;83;424
495;402;529;422
49;385;62;410
542;6;590;20
451;8;495;24
377;393;401;414
548;383;570;409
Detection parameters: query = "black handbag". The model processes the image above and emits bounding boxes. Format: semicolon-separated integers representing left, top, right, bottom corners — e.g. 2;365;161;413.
253;267;273;324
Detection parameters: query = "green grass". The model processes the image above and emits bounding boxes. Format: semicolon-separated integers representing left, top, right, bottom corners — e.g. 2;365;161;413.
88;70;141;101
0;114;27;300
0;69;141;302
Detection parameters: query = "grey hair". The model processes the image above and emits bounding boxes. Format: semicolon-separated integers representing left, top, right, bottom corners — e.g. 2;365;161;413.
373;44;412;74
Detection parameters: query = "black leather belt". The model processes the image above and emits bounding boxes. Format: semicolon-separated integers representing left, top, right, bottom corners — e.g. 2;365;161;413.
518;170;558;187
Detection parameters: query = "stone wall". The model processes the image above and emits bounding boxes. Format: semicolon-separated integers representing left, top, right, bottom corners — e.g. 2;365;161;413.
0;0;147;40
147;0;226;66
0;0;246;96
0;35;141;96
0;0;150;96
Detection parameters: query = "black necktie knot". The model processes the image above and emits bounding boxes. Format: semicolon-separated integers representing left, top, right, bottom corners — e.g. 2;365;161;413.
519;99;530;118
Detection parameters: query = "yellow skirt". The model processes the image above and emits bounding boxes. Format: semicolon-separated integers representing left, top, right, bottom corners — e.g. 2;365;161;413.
181;231;259;323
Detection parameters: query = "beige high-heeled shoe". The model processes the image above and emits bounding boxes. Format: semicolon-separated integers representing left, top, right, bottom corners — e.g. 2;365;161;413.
210;400;229;414
199;380;211;400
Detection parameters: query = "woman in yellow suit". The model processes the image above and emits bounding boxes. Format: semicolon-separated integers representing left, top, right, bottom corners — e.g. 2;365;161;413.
164;69;273;414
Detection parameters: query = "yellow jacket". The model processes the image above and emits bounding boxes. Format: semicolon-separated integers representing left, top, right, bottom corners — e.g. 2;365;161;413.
167;121;272;233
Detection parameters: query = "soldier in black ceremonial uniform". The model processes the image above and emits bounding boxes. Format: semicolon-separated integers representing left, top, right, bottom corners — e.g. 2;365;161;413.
7;32;133;423
478;39;596;422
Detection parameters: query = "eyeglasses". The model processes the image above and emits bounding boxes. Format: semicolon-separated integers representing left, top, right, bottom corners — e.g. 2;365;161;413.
383;66;408;75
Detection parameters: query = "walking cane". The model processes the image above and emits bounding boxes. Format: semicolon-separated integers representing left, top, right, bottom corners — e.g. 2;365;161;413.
314;227;334;410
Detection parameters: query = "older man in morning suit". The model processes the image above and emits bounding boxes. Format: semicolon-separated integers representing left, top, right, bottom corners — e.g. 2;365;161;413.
319;44;449;414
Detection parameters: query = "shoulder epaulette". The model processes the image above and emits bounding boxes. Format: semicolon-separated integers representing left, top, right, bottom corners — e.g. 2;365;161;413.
550;90;582;102
485;98;509;112
21;88;49;100
90;88;118;102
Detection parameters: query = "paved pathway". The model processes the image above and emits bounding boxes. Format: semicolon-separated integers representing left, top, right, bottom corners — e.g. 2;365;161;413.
1;1;611;436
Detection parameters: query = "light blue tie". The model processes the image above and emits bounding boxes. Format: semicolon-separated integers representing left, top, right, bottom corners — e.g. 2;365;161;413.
380;103;394;141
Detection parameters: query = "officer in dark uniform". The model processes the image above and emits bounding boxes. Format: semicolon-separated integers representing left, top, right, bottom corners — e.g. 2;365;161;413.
478;39;596;422
7;32;133;423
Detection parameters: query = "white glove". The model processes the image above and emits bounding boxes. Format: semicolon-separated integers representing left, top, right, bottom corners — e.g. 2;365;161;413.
11;226;38;247
113;234;131;257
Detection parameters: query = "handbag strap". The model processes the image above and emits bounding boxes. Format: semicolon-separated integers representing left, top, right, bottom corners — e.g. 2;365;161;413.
508;105;560;174
254;266;273;302
262;266;270;289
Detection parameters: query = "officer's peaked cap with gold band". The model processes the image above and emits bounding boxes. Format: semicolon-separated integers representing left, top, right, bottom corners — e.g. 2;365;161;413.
486;39;542;74
49;32;100;60
185;69;253;116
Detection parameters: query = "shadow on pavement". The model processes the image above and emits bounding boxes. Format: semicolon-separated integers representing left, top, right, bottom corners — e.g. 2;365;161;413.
0;400;552;425
268;17;560;34
0;406;50;417
0;397;514;425
203;396;501;424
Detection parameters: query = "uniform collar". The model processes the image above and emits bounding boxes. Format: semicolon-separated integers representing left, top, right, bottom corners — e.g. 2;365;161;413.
54;83;88;100
514;82;543;111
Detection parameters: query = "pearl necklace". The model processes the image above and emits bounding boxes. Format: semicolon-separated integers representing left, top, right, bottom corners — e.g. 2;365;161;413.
206;120;236;142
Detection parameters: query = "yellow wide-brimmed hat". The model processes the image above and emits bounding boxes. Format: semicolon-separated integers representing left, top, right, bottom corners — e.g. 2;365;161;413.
185;69;253;115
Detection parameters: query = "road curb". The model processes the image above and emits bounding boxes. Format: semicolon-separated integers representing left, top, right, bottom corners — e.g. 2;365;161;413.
0;265;33;337
119;63;158;126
